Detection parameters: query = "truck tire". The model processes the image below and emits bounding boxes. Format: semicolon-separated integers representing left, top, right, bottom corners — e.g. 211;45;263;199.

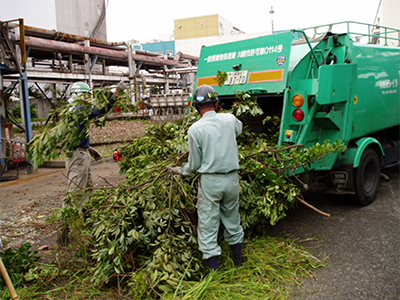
352;148;381;206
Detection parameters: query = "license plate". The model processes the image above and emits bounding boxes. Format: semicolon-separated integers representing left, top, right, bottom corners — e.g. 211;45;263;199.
224;71;248;85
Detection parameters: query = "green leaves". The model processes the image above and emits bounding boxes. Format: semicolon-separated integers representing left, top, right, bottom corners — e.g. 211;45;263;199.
0;243;39;289
215;70;228;86
84;168;200;289
231;91;264;120
55;91;344;297
28;86;138;168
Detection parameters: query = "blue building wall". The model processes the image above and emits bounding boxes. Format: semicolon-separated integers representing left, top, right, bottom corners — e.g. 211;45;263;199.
275;30;302;41
135;41;176;56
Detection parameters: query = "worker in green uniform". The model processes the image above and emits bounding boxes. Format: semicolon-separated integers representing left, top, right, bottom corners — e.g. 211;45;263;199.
168;84;244;270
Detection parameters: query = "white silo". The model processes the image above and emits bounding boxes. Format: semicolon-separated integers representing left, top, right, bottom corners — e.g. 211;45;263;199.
0;0;107;40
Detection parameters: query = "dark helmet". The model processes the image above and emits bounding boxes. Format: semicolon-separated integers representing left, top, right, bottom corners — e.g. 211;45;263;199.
193;85;219;105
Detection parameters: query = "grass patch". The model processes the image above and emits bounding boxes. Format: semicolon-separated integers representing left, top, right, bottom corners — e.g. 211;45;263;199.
1;235;324;299
166;236;323;300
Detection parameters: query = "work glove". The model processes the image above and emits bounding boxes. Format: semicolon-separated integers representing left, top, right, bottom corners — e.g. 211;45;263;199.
167;166;180;174
89;147;102;161
115;80;126;95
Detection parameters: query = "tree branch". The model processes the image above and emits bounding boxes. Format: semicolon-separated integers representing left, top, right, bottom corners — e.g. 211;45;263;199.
126;170;169;191
246;144;304;158
297;196;330;217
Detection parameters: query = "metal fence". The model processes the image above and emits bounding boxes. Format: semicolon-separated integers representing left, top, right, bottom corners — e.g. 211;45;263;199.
0;137;28;181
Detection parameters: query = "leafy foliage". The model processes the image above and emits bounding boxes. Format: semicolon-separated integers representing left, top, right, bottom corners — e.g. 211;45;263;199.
82;116;202;291
11;104;38;120
28;86;136;168
215;70;228;86
0;243;38;290
9;236;324;299
20;88;343;297
52;91;345;298
231;90;264;119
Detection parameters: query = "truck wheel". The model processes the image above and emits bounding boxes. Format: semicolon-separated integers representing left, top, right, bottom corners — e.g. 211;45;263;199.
352;148;381;206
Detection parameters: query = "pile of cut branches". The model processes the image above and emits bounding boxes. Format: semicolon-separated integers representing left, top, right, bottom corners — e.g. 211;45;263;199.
28;89;344;298
58;93;343;298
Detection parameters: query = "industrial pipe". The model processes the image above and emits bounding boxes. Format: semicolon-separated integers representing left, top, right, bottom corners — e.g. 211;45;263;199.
23;36;194;67
24;25;126;47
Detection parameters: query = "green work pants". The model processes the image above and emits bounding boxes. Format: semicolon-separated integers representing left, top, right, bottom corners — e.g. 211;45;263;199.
197;172;244;259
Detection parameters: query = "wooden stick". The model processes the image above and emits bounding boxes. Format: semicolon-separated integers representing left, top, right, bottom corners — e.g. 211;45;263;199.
297;196;331;218
0;257;19;300
97;175;117;188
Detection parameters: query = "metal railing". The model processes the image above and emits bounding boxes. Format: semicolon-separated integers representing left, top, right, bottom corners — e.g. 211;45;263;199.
301;21;400;47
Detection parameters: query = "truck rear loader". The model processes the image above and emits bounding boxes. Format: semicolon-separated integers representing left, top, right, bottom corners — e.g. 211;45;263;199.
194;22;400;205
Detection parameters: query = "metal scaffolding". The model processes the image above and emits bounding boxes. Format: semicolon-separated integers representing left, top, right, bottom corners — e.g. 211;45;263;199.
0;18;199;143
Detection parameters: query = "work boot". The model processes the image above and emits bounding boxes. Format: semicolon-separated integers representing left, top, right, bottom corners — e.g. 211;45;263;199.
230;243;243;267
207;256;219;270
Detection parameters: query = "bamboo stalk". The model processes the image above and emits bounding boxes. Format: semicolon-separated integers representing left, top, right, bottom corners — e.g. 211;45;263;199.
0;257;19;300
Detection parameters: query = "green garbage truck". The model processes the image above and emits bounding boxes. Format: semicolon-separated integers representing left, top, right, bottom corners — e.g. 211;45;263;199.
194;21;400;205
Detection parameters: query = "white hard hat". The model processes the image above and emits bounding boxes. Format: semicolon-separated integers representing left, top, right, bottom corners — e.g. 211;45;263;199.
70;82;90;96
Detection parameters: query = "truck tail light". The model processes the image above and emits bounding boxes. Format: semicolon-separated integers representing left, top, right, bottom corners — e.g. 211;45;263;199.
292;94;305;121
292;94;304;107
293;108;305;121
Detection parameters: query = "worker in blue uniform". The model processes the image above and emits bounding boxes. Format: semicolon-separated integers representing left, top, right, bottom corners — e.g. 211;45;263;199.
168;84;244;270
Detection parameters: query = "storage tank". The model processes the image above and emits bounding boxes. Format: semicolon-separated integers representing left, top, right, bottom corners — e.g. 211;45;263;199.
0;0;107;40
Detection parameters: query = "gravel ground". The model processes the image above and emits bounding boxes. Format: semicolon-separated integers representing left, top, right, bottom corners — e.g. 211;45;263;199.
0;159;125;251
1;120;150;250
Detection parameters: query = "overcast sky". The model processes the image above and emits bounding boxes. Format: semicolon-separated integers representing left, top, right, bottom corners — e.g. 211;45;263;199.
106;0;381;42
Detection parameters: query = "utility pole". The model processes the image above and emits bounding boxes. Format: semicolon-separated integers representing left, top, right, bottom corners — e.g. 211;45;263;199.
269;6;275;34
